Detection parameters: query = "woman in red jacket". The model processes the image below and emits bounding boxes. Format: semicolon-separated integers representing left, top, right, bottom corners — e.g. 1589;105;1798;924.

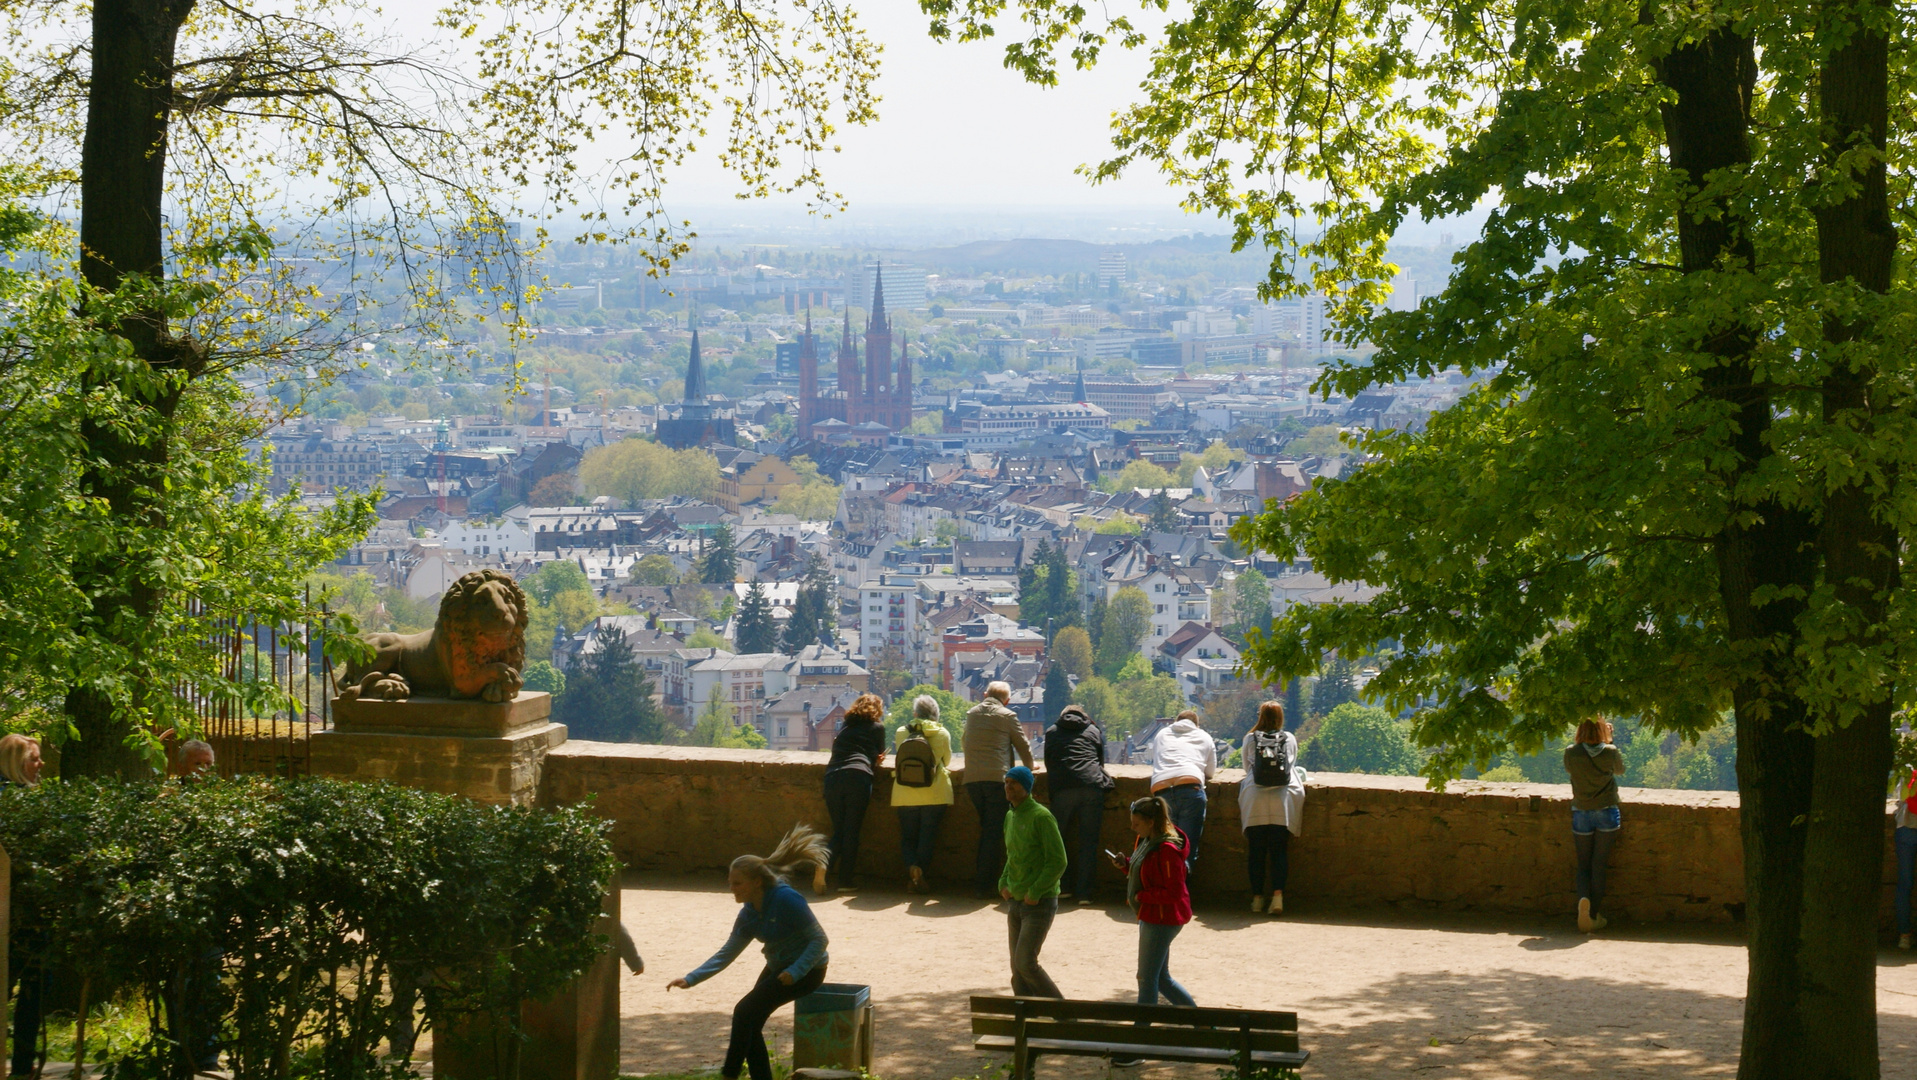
1114;795;1196;1015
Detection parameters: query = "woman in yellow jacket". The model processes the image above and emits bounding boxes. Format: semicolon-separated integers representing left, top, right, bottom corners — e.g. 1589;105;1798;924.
891;694;954;894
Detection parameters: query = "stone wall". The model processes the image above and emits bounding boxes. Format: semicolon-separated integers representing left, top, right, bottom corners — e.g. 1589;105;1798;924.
538;743;1802;924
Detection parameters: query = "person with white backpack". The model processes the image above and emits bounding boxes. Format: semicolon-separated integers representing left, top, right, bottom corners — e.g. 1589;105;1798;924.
1239;700;1306;915
891;694;954;894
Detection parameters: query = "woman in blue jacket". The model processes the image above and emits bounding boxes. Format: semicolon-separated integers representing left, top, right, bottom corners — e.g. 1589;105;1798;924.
669;825;833;1080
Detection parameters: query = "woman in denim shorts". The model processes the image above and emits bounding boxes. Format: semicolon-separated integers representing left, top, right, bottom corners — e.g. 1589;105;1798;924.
1563;719;1626;932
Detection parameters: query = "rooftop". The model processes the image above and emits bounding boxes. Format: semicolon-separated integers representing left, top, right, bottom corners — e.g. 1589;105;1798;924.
610;874;1917;1078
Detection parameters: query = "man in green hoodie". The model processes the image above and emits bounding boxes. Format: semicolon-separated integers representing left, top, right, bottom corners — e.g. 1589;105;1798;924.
998;765;1067;998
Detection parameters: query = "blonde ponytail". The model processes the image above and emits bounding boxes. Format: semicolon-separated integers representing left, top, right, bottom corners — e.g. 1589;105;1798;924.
731;824;830;889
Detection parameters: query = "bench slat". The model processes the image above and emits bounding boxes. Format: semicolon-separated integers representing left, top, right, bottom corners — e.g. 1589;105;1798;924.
975;1034;1309;1068
972;1016;1299;1053
968;995;1297;1031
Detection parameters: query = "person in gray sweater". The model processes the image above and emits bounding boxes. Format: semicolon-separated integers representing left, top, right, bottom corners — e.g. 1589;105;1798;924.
963;682;1035;898
1563;719;1626;932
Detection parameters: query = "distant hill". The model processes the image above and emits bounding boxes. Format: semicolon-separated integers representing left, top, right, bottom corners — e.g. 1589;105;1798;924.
884;233;1274;282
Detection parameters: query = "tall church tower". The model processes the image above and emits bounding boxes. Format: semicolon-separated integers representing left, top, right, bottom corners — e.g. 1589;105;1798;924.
864;268;890;410
894;335;913;429
837;308;857;397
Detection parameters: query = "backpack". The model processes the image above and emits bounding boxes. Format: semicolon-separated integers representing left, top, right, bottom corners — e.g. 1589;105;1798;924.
1250;730;1292;788
895;724;938;788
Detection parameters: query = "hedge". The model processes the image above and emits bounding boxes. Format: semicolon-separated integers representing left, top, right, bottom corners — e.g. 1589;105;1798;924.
0;777;617;1080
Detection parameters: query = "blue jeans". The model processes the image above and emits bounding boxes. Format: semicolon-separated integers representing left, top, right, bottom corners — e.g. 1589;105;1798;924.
1160;784;1207;870
1136;920;1195;1007
1897;827;1917;934
897;804;947;874
1049;787;1107;898
1571;806;1621;835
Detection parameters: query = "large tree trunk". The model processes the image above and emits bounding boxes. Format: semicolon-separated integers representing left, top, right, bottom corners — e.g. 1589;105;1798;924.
63;0;199;778
1795;2;1898;1075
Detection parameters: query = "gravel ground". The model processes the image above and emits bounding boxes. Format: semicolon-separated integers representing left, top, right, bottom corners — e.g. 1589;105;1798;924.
616;871;1917;1079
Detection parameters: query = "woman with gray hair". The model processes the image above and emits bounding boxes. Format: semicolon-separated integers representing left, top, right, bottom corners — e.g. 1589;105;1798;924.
891;694;954;893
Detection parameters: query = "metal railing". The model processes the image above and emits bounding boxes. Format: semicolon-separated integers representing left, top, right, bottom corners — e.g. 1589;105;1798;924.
186;588;337;779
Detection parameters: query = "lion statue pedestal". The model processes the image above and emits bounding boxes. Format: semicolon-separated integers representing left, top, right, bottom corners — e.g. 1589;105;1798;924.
309;570;567;807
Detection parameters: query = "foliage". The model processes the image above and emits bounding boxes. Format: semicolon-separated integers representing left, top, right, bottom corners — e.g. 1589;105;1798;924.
631;554;681;586
1309;659;1359;718
579;441;721;507
1071;671;1182;740
1113;653;1153;683
1092;515;1143;536
1043;662;1072;727
1282;428;1350;462
933;518;961;546
0;777;614;1080
1231;571;1272;638
554;627;666;743
521;659;566;698
699;525;738;584
1619;717;1737;792
1050;627;1093;680
735;581;780;654
1098;460;1174;495
1148;489;1179;532
1093;587;1152;678
1200;683;1269;747
905;411;945;436
885;685;969;746
770;478;841;521
309;571;437;635
688;697;767;749
685;628;730;651
528;472;578;507
1301;704;1421;776
1016;541;1081;633
780;552;837;652
1173;440;1244;486
523;560;593;608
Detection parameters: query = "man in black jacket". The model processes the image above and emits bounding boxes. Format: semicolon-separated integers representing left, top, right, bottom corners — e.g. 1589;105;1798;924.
1043;704;1115;905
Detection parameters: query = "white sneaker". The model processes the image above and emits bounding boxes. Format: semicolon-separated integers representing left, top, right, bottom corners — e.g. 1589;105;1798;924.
1269;891;1283;915
1900;934;1912;950
1577;897;1594;933
1251;895;1265;913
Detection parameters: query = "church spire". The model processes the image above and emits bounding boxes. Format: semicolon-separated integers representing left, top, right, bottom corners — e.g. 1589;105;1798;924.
684;322;706;402
1074;359;1087;405
868;266;887;333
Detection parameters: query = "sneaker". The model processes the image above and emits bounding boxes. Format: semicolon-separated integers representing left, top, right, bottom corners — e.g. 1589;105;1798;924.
1901;934;1912;950
1060;891;1075;900
836;883;858;894
1111;1057;1143;1068
1269;891;1283;915
1251;895;1266;913
813;866;828;895
1078;897;1094;907
908;866;926;893
1591;913;1609;932
1577;897;1594;933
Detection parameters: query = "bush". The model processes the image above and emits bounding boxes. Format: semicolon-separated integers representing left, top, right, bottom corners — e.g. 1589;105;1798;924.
1302;703;1422;776
0;777;616;1080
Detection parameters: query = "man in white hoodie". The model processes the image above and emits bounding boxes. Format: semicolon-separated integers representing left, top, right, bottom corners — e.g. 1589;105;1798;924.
1150;710;1216;872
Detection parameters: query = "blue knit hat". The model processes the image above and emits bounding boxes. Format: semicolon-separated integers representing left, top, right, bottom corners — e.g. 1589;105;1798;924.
1004;765;1034;792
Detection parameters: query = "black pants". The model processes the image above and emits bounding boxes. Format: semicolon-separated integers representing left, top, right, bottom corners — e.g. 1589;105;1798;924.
1049;787;1106;899
9;960;40;1077
968;781;1011;896
897;803;947;874
724;964;827;1080
1246;824;1291;893
823;771;873;888
1575;828;1619;913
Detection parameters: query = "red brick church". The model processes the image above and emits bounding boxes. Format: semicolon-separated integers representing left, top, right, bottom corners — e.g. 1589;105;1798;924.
796;269;912;439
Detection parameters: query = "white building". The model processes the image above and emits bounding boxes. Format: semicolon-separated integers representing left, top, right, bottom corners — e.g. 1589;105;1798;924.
859;583;920;674
1097;251;1128;289
439;517;533;556
862;264;929;311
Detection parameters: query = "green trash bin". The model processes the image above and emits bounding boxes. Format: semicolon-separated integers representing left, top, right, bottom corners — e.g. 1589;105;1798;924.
792;982;872;1071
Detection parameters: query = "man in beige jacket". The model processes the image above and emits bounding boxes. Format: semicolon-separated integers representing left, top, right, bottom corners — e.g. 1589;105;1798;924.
963;681;1035;898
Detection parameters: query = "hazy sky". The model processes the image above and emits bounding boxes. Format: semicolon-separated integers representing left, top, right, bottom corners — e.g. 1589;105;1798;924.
671;3;1186;214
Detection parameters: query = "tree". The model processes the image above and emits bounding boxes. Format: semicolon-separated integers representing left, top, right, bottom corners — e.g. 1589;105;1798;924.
1093;587;1152;678
523;560;593;609
932;519;960;546
1043;662;1072;728
689;697;768;749
905;411;945;436
1070;677;1121;737
632;554;681;586
16;0;875;777
1283;679;1305;733
1043;543;1080;630
579;441;722;506
699;525;738;584
1092;515;1143;536
1306;704;1421;776
928;0;1907;1062
1149;489;1179;532
735;580;779;654
770;479;841;521
521;660;567;698
554;628;665;743
1018;544;1053;628
781;551;837;652
1310;659;1358;718
884;684;968;746
1101;460;1174;494
1050;627;1093;680
529;472;578;507
1232;571;1272;639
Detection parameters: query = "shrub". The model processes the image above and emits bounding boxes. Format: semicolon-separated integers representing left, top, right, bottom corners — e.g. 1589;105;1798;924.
0;777;616;1080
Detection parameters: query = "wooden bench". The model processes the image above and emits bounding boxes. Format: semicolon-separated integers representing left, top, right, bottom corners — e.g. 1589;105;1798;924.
970;995;1308;1078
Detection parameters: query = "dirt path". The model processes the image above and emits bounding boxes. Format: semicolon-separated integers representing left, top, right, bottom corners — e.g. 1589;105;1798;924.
617;872;1917;1078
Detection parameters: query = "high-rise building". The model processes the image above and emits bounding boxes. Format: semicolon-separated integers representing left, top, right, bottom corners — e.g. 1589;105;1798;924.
1097;251;1128;289
859;263;928;311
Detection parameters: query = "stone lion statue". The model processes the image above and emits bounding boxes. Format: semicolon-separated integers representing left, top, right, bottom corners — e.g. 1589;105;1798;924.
336;569;530;703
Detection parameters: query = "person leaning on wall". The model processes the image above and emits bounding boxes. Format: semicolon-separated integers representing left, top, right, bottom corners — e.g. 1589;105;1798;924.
1239;700;1306;915
1563;718;1626;933
891;694;954;894
821;693;887;894
1043;702;1114;906
1150;709;1216;872
963;681;1035;899
1892;760;1917;949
